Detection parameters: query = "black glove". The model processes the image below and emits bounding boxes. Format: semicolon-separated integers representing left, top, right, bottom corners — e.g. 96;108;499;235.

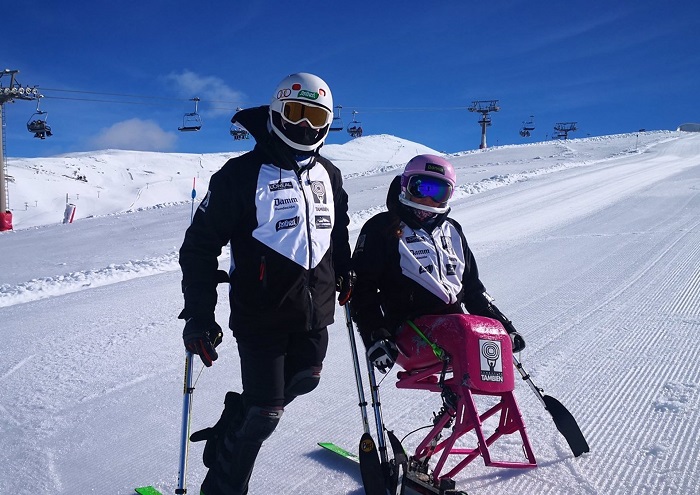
501;319;526;353
366;328;399;374
336;270;355;306
510;332;526;353
183;316;223;367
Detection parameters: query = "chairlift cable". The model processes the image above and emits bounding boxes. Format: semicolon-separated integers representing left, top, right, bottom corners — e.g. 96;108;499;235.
37;87;471;114
41;87;186;101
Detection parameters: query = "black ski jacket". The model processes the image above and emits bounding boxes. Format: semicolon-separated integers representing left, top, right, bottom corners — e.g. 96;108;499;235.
179;106;351;333
351;176;497;346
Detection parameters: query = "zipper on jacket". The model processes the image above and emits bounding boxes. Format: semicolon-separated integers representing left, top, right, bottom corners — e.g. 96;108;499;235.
297;170;314;331
423;227;451;302
429;230;444;279
430;226;458;304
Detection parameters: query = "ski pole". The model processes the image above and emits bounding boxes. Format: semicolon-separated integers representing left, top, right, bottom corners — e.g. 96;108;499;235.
344;304;372;435
364;353;390;465
176;352;195;494
344;303;389;453
513;355;590;457
345;304;397;495
176;179;199;494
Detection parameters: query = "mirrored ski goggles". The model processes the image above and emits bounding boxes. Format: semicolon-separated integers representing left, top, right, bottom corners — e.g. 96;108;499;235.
281;101;331;128
406;175;454;203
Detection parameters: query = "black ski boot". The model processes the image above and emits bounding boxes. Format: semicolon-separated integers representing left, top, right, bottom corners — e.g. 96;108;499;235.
199;404;283;495
190;391;245;469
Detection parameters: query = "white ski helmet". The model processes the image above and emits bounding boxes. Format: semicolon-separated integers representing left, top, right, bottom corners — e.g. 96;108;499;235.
269;72;334;152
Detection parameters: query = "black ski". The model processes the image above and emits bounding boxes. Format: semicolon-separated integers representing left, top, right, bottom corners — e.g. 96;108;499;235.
386;430;407;494
359;432;389;495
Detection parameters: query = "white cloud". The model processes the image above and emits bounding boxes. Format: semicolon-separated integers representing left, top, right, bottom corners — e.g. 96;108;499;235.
165;70;246;116
88;118;178;152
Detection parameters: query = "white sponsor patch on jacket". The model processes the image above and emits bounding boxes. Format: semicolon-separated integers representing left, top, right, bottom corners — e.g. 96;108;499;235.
252;164;335;269
398;222;466;304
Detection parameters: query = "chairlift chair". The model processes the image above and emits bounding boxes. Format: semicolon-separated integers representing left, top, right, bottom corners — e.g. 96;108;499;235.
179;97;202;132
347;110;363;138
330;105;344;132
519;116;535;138
26;98;52;139
230;123;250;141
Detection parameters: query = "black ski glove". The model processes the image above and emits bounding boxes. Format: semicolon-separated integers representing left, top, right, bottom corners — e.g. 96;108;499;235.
475;292;526;354
183;316;223;367
336;270;355;306
366;328;399;374
501;319;526;353
510;332;526;353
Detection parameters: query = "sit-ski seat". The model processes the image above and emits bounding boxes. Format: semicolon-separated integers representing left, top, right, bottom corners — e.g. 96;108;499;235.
394;313;536;481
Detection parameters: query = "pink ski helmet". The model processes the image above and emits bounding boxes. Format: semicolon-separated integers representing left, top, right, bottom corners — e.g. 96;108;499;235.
399;154;456;214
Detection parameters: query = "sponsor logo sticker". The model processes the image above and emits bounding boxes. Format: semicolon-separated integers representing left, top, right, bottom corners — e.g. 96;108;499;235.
269;181;294;192
310;181;327;204
479;339;503;382
315;215;332;229
360;437;375;453
425;163;446;175
406;235;425;243
276;216;299;231
418;264;434;274
198;190;212;212
297;89;319;100
274;197;298;207
355;234;366;253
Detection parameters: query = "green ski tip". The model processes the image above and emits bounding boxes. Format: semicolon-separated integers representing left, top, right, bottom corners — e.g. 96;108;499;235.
135;486;163;495
318;442;360;463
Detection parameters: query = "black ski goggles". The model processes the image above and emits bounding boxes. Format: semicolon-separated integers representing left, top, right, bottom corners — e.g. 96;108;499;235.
406;175;453;203
281;101;331;129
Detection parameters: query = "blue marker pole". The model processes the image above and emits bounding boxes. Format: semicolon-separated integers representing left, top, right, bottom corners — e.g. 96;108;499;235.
190;177;197;222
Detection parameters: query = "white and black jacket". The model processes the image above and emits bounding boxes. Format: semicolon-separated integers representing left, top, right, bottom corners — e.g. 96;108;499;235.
179;106;351;333
351;176;500;346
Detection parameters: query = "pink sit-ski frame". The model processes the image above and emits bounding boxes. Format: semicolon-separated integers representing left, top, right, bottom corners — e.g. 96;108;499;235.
395;314;536;481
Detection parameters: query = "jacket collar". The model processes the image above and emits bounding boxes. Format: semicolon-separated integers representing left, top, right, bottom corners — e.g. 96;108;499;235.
232;106;320;172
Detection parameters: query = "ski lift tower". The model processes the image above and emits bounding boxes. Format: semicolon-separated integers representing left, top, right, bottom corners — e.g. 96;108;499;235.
468;99;500;149
0;69;42;231
553;122;577;140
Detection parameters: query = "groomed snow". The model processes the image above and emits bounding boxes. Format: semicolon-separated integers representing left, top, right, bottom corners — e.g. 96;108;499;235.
1;130;699;494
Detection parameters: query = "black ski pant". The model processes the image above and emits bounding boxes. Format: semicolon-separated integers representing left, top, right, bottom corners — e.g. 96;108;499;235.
236;326;329;408
200;327;329;495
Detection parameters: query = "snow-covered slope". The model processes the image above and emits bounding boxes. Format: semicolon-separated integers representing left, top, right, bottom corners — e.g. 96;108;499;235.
1;130;699;495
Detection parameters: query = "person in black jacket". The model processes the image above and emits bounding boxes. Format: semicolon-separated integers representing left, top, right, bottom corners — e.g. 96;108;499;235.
351;154;524;374
178;72;353;495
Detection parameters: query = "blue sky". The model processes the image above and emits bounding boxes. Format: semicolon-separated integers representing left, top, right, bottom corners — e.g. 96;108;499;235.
2;0;699;158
